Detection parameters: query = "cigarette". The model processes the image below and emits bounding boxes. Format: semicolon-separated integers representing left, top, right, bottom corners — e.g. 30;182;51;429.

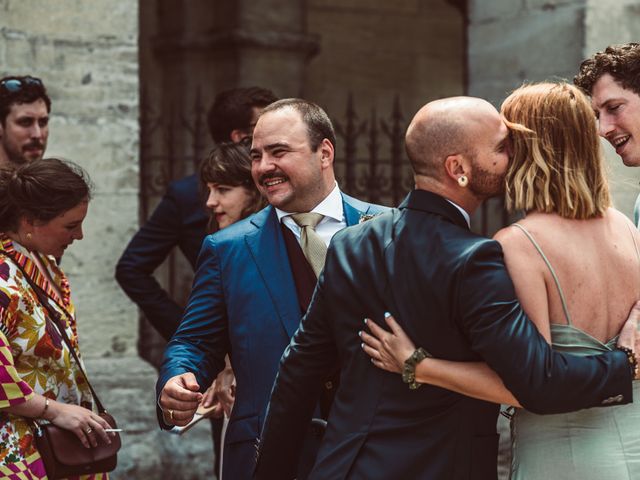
104;429;123;432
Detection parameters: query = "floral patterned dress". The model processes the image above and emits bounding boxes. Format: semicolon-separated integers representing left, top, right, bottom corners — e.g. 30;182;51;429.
0;235;107;480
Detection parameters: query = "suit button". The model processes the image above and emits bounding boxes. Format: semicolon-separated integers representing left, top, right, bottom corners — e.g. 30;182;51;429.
325;381;333;390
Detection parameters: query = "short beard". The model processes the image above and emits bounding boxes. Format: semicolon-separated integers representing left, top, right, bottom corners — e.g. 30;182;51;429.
468;160;505;199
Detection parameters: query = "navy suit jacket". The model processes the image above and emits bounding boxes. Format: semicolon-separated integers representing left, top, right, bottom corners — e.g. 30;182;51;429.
115;174;208;340
157;192;387;480
254;190;633;480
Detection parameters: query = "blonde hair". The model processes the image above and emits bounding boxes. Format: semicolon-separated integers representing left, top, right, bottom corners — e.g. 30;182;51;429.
501;82;610;219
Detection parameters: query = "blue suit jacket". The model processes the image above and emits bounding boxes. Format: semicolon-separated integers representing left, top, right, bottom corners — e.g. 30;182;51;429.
157;193;387;480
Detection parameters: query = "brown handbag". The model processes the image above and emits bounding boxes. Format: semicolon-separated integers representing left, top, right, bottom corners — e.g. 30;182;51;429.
5;253;122;479
34;411;121;479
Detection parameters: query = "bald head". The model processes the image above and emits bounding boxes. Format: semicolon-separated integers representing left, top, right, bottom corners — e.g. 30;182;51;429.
405;97;500;179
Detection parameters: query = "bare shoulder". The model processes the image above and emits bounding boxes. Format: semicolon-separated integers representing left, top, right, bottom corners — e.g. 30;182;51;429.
493;222;534;258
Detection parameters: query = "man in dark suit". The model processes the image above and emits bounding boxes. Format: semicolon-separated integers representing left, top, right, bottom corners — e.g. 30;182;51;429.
253;96;638;480
156;99;387;480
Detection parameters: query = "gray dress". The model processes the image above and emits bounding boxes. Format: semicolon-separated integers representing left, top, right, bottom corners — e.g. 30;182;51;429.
509;223;640;480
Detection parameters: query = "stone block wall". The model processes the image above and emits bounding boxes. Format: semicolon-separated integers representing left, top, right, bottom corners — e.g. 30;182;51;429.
1;1;213;477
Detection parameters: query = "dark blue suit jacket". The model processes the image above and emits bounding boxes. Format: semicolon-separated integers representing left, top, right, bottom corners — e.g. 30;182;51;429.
254;190;633;480
115;174;208;340
157;193;387;480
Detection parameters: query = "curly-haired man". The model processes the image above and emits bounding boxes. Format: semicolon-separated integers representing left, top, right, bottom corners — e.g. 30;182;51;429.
575;43;640;224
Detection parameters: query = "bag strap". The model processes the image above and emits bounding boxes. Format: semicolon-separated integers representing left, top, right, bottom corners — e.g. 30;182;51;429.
0;251;107;413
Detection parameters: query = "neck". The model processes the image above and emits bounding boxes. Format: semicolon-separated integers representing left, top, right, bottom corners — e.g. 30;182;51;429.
0;148;12;169
414;175;480;216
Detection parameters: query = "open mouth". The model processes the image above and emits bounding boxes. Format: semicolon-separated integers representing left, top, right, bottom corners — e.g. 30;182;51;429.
262;177;287;188
612;135;630;153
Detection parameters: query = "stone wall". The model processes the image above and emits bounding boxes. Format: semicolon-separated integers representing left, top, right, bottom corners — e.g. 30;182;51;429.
1;1;213;478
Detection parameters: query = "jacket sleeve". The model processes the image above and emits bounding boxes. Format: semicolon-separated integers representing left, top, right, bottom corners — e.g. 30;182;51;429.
457;240;632;414
254;279;336;480
155;235;230;427
115;188;185;341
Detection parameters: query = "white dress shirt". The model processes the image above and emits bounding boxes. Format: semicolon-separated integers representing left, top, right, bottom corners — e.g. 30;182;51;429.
276;183;346;247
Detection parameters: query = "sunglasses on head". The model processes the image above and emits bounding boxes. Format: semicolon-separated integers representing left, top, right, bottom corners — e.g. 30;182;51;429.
0;76;43;93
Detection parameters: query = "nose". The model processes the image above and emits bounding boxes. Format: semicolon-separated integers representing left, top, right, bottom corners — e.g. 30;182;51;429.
252;154;276;177
74;226;84;241
206;189;219;210
598;114;615;138
29;123;43;139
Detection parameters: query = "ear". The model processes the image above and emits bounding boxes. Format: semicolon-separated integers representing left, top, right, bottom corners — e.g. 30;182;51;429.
318;138;334;169
443;154;470;184
230;129;249;144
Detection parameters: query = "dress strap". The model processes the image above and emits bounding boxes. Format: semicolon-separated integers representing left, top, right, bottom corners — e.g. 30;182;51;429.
627;221;640;265
511;223;572;325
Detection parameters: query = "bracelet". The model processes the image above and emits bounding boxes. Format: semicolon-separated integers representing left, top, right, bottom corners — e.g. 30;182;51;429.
402;347;432;390
39;398;50;419
617;346;639;380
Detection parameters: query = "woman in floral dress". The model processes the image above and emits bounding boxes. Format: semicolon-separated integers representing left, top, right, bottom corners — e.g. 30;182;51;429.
0;158;114;479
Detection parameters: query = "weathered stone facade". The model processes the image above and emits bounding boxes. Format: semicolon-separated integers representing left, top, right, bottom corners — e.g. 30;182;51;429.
1;1;213;478
4;0;640;478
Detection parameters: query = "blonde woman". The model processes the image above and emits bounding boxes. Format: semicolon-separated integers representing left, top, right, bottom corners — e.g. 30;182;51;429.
362;83;640;479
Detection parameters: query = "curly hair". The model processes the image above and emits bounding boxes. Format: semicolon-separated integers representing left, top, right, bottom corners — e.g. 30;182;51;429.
574;43;640;96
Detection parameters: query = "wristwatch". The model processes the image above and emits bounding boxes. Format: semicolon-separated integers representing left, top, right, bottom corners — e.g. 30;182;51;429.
402;347;432;390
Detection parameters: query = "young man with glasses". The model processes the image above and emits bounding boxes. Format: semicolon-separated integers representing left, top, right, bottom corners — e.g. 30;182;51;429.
0;75;51;168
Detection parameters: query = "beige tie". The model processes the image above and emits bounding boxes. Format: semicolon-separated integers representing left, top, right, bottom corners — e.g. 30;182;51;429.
290;213;327;278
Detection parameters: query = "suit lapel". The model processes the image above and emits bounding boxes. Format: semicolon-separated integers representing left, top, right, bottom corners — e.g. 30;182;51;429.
245;207;302;338
343;195;368;226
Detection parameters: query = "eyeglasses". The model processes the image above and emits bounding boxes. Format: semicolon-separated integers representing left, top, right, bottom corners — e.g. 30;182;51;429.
0;76;43;93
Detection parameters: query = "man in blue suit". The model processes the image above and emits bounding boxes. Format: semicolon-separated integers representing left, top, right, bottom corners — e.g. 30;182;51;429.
156;98;387;480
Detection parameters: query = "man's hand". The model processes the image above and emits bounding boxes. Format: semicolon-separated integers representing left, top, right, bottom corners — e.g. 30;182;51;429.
159;372;203;426
213;365;236;417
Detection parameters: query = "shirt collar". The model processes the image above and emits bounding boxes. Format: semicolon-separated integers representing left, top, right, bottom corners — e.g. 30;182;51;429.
276;182;343;223
445;199;471;227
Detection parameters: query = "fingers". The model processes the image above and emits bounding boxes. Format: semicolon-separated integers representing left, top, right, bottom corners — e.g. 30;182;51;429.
383;312;402;335
202;383;217;408
180;372;201;392
359;329;382;351
160;373;203;411
364;318;388;340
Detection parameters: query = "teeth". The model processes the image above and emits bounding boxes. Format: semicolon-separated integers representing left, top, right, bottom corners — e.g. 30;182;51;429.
264;178;286;187
613;136;630;147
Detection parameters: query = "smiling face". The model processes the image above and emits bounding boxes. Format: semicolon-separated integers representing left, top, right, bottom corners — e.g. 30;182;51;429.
250;107;335;213
591;73;640;166
205;182;254;229
0;99;49;167
23;200;88;258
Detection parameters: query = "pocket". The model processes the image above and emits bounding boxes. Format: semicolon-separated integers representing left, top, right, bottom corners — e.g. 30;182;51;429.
225;414;260;445
470;433;499;480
